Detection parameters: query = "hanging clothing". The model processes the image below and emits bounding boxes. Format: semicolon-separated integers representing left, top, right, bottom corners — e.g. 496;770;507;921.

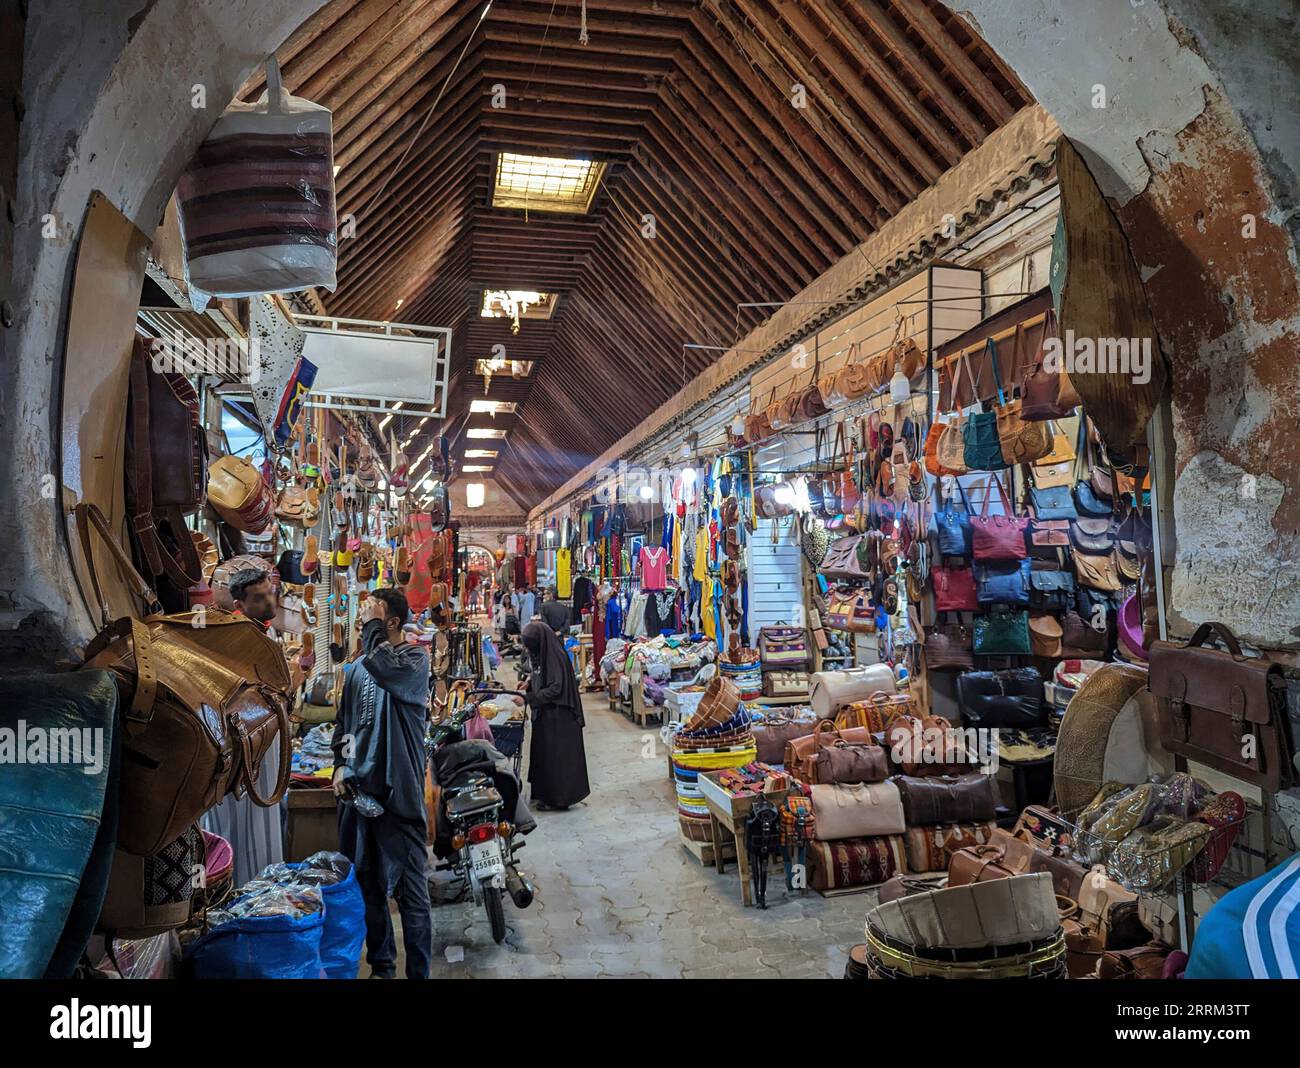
639;545;669;591
701;577;716;642
521;622;590;809
556;548;572;598
592;583;611;680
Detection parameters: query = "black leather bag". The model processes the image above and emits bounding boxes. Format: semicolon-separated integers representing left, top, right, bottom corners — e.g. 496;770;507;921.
956;667;1046;729
277;549;309;586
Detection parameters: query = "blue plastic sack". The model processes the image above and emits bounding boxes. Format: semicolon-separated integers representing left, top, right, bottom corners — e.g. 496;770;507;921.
290;862;365;980
188;902;325;979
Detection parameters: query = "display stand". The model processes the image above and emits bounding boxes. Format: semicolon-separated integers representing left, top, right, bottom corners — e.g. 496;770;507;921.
697;772;790;906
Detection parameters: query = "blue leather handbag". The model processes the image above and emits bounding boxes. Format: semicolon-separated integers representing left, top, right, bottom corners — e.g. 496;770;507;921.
1029;483;1078;521
936;479;973;557
1074;480;1112;518
976;559;1032;606
960;341;1008;471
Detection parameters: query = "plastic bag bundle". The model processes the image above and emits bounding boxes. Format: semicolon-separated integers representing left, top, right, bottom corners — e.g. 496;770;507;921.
176;62;336;304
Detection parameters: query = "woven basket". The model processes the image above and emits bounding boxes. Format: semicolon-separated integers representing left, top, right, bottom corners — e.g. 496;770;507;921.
685;674;742;731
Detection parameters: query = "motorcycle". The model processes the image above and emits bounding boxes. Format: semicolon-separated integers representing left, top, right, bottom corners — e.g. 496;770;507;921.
426;686;534;944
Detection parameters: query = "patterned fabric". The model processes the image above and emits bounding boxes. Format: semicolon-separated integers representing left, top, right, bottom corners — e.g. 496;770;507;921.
903;821;996;873
807;835;906;891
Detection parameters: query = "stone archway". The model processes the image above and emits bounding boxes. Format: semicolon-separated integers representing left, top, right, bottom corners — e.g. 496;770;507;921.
4;0;1296;667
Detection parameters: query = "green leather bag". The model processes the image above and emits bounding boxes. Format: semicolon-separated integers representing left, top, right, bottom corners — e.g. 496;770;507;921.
959;341;1009;471
973;608;1032;655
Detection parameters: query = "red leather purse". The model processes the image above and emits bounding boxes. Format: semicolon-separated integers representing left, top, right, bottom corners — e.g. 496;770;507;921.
934;564;980;612
970;473;1028;561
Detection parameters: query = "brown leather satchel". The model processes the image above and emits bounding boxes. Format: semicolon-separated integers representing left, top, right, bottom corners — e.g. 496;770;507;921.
1097;943;1170;980
895;773;998;826
925;624;975;672
948;844;1018;886
1072;547;1122;592
1029;613;1064;658
753;713;819;764
126;337;207;589
75;504;293;857
1149;622;1297;793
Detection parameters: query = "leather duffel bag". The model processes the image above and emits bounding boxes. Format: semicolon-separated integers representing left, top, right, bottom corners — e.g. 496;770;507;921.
812;739;890;786
76;504;293;856
784;720;876;782
752;712;818;764
895;772;998;826
809;664;896;719
810;780;906;840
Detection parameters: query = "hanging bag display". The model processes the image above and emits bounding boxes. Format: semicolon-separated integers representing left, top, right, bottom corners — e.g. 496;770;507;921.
1019;308;1081;420
970;472;1028;561
208;453;275;534
176;59;336;302
935;478;973;557
934;563;981;612
957;344;1007;472
976;559;1032;606
831;341;875;405
925;622;976;672
992;327;1054;464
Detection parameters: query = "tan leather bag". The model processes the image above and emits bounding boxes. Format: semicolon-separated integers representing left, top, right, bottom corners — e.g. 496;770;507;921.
936;410;968;475
810;780;906;840
783;720;876;782
76;504;293;856
1073;546;1123;591
947;844;1018;886
208;454;274;533
1029;613;1064;658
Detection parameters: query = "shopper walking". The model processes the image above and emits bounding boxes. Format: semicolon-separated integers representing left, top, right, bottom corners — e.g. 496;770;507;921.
520;621;590;810
332;588;433;979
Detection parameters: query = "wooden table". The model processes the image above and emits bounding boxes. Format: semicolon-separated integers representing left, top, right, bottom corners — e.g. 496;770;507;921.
697;772;790;907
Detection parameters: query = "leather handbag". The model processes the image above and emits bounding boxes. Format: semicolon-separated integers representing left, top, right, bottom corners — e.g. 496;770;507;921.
992;328;1053;464
935;479;973;557
825;587;875;633
75;504;293;857
903;821;996;873
934;564;980;612
956;667;1045;729
208;454;274;534
1029;613;1064;658
1071;516;1117;553
1149;622;1296;793
744;387;776;443
810;780;906;840
887;713;973;776
820;533;869;580
926;623;975;672
812;738;890;786
1029;518;1070;550
125;337;207;589
1029;568;1075;611
752;712;818;764
1028;483;1078;521
1062;610;1111;658
834;691;915;733
973;609;1031;655
1019;309;1080;420
970;474;1028;560
956;346;1007;471
830;341;875;404
761;670;809;698
784;720;877;780
895;773;998;826
936;411;969;476
755;482;795;519
1074;479;1112;519
947;844;1018;886
1073;546;1123;592
1098;944;1171;979
809;664;897;719
758;624;809;666
976;559;1032;606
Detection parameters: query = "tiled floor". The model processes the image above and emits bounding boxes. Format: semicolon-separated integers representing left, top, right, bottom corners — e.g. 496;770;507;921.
386;683;873;979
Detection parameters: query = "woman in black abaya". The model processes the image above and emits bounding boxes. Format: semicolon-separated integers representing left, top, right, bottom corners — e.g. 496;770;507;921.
520;621;590;809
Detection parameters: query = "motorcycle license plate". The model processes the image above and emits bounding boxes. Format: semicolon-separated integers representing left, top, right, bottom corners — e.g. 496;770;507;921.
469;840;504;878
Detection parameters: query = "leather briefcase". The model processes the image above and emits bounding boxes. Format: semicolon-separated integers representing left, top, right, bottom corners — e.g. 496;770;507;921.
895;773;998;826
76;504;293;856
783;720;876;782
1149;621;1297;793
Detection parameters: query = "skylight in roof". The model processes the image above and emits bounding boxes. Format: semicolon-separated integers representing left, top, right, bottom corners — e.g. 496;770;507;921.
465;449;500;459
466;428;508;439
469;399;518;415
474;357;535;377
492;153;606;214
463;465;494;473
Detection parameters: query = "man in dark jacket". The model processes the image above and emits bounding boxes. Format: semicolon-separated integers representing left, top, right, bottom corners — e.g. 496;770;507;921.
539;586;571;635
332;587;432;979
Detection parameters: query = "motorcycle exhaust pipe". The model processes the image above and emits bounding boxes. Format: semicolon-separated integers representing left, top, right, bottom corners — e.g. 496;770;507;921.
505;866;534;909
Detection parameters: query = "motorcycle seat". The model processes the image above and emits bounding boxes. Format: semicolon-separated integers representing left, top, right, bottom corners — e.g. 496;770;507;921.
446;784;501;819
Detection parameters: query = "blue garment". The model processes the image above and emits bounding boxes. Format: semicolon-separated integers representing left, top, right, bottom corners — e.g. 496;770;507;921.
605;594;624;640
1186;854;1300;979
